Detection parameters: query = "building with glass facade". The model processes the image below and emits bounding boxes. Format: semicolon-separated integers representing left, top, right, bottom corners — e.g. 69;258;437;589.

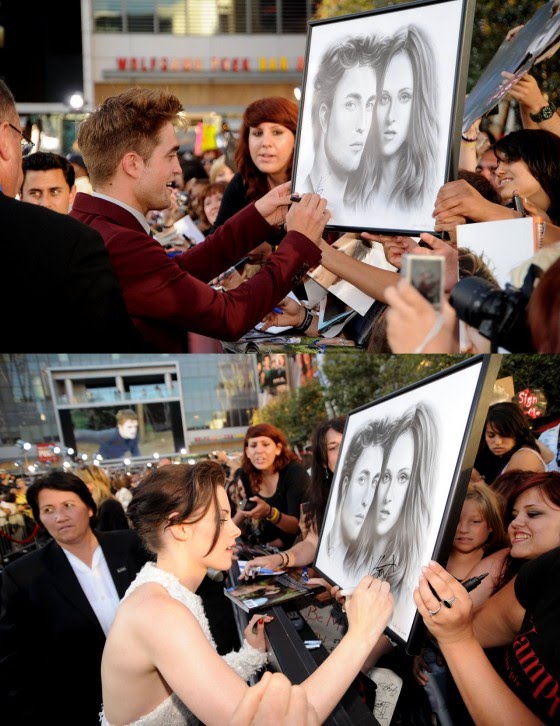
0;353;260;471
85;0;318;119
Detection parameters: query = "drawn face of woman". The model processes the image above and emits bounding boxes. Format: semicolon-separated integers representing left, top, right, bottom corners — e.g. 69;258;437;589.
377;51;414;158
375;429;414;536
341;443;383;543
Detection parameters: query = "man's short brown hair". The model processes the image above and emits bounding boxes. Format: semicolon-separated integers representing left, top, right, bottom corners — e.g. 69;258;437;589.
77;88;184;186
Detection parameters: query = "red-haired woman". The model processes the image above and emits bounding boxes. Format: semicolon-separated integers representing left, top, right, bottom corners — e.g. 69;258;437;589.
211;97;298;254
233;423;310;549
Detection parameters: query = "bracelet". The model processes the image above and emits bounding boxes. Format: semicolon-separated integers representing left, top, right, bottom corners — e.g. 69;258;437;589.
291;308;315;334
276;553;285;568
267;507;281;525
461;134;477;143
265;503;273;518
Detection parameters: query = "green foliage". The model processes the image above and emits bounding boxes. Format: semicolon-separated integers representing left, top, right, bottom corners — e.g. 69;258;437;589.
314;0;560;101
251;379;328;449
320;353;469;413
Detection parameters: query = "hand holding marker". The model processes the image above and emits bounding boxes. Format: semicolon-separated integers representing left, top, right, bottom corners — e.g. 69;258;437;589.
338;572;489;599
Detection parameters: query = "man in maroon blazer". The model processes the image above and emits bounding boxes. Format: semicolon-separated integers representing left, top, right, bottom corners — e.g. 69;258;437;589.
70;88;329;352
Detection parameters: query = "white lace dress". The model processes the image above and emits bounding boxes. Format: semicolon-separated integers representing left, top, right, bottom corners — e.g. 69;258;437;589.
100;562;269;726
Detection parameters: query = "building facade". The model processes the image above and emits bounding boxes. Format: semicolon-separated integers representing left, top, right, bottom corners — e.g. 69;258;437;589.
0;353;261;471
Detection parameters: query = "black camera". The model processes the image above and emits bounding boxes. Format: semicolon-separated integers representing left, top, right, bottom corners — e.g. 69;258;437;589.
449;265;540;352
240;498;257;512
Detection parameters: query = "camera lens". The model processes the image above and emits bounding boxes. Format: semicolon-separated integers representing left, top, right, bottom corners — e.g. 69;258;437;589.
449;277;504;328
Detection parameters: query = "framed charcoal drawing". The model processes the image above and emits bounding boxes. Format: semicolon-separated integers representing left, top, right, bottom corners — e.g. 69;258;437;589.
313;354;501;654
292;0;476;236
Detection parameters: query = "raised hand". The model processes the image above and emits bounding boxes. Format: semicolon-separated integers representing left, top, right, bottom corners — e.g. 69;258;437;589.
254;182;294;226
285;193;331;245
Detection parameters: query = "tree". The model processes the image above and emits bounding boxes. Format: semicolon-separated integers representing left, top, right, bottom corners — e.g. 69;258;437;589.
321;353;468;413
314;0;560;100
252;379;327;449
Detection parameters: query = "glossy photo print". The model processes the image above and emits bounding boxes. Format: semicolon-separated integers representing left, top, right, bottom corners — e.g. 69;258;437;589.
292;0;475;235
313;355;501;652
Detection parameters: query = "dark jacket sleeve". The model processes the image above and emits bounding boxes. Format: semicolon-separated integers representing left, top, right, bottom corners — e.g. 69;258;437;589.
0;567;35;720
64;221;150;352
114;204;321;342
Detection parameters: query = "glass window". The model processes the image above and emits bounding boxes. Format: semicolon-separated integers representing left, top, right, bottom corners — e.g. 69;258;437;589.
93;0;124;31
156;0;187;33
282;0;308;33
127;0;155;32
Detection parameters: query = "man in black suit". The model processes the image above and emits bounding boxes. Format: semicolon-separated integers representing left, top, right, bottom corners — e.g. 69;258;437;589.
0;471;150;726
0;78;146;351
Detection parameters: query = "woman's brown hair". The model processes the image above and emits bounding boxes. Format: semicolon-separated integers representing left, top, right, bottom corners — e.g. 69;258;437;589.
127;461;226;555
235;97;298;201
241;423;296;494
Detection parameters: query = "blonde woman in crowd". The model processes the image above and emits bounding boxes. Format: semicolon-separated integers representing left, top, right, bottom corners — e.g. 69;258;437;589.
76;464;129;531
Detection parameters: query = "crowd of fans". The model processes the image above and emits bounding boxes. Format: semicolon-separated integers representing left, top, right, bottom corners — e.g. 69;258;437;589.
1;398;559;724
2;15;559;352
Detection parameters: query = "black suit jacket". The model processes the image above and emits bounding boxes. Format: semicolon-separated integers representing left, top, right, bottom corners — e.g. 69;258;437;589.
0;192;148;352
0;529;150;725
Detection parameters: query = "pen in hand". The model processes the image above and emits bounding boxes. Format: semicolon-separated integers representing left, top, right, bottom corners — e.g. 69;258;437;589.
461;572;488;592
339;572;489;600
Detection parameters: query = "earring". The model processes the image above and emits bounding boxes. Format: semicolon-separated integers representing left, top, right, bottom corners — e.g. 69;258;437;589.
324;467;330;480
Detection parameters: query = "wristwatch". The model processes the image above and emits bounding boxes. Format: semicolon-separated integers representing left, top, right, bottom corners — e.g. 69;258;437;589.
529;100;557;122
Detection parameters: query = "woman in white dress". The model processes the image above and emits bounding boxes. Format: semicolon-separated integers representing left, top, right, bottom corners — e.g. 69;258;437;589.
100;461;394;725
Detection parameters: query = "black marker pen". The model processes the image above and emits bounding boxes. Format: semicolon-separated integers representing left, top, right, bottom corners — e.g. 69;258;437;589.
462;572;489;592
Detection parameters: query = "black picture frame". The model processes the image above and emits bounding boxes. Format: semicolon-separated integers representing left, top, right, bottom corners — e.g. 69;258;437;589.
292;0;476;237
313;354;502;654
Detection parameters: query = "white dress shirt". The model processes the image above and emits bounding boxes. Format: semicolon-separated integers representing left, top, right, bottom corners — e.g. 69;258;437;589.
62;544;121;636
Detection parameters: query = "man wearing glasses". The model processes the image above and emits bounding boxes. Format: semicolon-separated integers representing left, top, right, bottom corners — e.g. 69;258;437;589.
0;79;146;351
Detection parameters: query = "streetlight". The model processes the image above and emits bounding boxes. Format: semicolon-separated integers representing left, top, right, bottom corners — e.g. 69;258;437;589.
69;93;85;111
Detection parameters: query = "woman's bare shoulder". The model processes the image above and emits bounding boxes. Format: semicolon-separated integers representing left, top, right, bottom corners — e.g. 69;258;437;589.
508;448;546;471
469;547;510;575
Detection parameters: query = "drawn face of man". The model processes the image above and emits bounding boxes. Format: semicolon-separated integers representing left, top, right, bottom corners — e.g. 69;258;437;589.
118;419;138;440
377;51;414;158
341;443;383;543
321;65;377;176
375;429;414;536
